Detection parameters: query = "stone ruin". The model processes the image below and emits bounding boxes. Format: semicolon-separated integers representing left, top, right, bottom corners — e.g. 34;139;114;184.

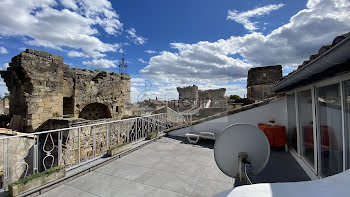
174;85;227;113
0;49;131;132
247;65;282;101
0;49;133;184
177;85;226;103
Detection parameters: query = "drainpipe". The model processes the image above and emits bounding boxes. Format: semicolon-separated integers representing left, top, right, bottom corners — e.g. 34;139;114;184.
272;35;350;92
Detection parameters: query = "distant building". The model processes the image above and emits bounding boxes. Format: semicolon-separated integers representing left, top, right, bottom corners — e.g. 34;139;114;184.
247;65;282;101
176;85;226;110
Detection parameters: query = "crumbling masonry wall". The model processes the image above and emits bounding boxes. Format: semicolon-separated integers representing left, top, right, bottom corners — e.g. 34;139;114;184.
177;85;199;101
177;85;226;102
0;49;130;132
198;88;226;101
176;85;226;111
247;65;282;101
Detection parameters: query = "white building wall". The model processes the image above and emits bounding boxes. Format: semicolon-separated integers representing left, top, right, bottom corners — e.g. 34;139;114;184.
170;96;287;137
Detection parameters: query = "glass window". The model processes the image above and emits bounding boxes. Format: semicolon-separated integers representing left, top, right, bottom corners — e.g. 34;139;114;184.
298;89;314;167
317;83;343;177
343;80;350;170
287;93;297;151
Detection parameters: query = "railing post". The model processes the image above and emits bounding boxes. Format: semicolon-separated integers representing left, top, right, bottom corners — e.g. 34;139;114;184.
58;131;63;165
158;115;160;133
106;124;109;149
127;121;130;143
33;135;39;174
118;122;120;144
142;118;145;138
78;128;81;164
93;126;96;158
135;118;138;141
2;139;8;190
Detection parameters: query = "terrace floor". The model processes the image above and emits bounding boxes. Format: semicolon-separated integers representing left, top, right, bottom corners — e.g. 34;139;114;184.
38;136;310;197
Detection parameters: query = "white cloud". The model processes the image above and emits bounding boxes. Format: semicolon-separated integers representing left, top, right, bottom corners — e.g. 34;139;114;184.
138;58;147;64
68;50;86;57
82;59;117;69
0;63;9;70
145;50;157;54
0;0;122;58
142;0;350;85
0;47;8;54
61;0;78;10
140;41;252;83
126;28;147;45
227;4;284;32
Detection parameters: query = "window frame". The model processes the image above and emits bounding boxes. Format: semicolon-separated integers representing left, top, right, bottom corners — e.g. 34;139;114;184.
286;72;350;178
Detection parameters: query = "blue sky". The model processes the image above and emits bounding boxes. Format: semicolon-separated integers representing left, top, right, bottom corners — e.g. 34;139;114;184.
0;0;349;102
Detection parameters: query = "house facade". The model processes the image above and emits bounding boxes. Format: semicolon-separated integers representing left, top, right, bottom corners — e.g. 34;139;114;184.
272;32;350;178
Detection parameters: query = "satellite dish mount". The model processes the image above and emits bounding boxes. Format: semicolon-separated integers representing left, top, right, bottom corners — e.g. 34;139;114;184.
214;124;270;185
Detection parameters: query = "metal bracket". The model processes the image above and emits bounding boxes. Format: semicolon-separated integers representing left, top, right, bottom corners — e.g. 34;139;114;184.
238;152;248;182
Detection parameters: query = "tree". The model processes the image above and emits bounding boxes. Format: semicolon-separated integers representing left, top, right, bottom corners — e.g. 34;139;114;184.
229;94;241;100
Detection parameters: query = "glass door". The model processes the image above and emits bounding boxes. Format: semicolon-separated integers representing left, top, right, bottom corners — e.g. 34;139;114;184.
317;83;343;177
298;89;315;168
287;93;297;151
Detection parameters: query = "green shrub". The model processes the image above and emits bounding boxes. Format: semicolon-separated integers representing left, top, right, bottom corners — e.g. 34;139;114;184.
110;142;129;150
146;131;158;140
229;94;241;100
9;166;65;187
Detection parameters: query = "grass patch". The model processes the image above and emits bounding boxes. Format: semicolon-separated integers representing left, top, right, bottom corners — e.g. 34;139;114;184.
146;131;158;140
9;166;65;187
110;142;129;150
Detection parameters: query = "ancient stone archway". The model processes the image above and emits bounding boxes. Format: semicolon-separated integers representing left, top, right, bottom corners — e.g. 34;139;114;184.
79;103;112;120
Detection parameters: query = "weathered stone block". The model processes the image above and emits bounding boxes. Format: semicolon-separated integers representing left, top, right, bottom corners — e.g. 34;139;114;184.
1;49;131;132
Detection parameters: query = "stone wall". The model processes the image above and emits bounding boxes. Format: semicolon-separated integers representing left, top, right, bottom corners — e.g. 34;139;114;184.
0;49;131;132
247;84;275;101
177;85;226;102
1;49;65;131
0;97;9;115
64;68;130;120
0;130;35;185
177;85;198;101
198;88;226;101
247;65;282;100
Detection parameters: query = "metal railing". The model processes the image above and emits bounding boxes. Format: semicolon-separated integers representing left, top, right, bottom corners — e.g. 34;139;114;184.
0;112;191;190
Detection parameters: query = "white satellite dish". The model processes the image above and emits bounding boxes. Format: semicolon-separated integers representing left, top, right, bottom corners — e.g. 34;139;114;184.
214;124;270;183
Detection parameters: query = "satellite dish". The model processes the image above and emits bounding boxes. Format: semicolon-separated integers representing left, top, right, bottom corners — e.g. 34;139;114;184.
214;124;270;182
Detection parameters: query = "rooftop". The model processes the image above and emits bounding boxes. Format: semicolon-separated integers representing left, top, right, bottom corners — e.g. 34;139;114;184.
31;136;309;197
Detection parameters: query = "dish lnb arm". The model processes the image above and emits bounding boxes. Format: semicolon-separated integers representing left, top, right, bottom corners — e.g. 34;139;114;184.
238;152;250;182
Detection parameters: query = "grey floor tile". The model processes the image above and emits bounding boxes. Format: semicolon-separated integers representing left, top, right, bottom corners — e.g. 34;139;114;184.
145;187;189;197
66;171;130;197
161;173;200;195
191;178;233;197
151;159;179;173
39;184;98;197
113;180;156;197
118;155;160;168
134;169;174;187
174;162;207;177
200;165;233;184
97;161;149;181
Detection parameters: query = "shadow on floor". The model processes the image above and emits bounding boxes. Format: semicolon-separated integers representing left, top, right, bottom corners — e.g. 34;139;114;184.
234;147;310;186
167;135;310;187
165;135;215;149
